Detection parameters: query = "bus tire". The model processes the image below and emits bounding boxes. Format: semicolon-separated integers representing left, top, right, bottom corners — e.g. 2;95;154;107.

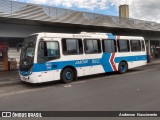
118;61;128;74
61;68;74;83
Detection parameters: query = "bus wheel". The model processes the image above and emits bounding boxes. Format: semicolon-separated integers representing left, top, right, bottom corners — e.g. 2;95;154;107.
61;68;74;83
118;62;128;74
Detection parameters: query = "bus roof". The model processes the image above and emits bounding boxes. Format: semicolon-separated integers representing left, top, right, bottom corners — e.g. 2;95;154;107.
31;32;144;40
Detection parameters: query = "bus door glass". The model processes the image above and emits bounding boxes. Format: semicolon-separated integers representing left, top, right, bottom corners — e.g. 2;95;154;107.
37;38;60;81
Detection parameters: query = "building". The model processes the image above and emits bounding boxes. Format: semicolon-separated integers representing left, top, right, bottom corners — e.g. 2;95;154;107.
119;4;129;18
0;41;8;70
0;0;160;71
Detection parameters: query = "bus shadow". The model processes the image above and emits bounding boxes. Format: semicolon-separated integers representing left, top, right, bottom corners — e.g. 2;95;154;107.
76;68;142;82
20;80;62;88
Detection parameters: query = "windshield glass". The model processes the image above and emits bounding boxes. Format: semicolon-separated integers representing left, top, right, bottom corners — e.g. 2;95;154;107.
20;35;37;71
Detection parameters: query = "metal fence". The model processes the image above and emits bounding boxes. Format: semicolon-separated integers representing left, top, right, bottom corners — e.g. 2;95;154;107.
0;0;160;31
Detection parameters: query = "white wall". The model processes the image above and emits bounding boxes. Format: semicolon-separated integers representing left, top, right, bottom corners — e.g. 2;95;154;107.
8;47;21;68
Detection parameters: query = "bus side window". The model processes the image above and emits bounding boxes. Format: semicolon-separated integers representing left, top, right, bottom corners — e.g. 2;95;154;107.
37;41;60;63
102;39;117;53
62;38;83;55
141;40;145;51
84;39;101;54
130;40;141;52
85;40;93;54
118;40;130;52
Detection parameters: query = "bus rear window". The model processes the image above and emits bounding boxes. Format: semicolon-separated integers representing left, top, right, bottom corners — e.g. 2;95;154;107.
141;40;145;51
130;40;141;52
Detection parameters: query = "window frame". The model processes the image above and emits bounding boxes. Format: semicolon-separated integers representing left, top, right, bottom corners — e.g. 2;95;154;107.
84;39;101;54
141;40;145;51
117;39;130;52
62;38;83;55
102;39;117;53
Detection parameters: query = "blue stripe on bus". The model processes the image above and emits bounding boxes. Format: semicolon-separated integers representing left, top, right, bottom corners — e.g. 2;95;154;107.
107;34;116;40
115;55;147;63
32;58;101;72
101;53;113;72
31;55;147;73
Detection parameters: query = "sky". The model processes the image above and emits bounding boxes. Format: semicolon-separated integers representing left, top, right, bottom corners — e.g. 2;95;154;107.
12;0;160;23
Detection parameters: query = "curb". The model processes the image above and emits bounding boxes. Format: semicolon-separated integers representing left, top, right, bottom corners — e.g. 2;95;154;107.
146;62;160;66
0;81;22;87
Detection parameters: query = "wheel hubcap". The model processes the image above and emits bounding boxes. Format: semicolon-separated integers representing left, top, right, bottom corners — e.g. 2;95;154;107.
121;65;126;72
65;71;72;80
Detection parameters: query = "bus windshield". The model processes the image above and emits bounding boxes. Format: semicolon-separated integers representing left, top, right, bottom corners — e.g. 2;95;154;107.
20;35;37;71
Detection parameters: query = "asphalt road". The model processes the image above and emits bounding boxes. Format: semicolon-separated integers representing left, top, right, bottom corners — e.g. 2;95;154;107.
0;64;160;118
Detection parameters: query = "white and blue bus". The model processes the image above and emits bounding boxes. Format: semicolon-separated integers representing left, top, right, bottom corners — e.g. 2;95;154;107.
19;32;147;83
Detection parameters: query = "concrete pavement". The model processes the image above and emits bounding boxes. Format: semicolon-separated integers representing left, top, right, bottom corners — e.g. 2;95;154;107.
0;63;160;111
0;70;21;86
0;62;159;119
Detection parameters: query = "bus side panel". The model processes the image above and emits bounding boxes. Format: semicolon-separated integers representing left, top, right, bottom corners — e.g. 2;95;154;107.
101;53;116;73
61;54;105;77
40;70;61;83
90;65;105;75
76;67;85;77
114;52;147;69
